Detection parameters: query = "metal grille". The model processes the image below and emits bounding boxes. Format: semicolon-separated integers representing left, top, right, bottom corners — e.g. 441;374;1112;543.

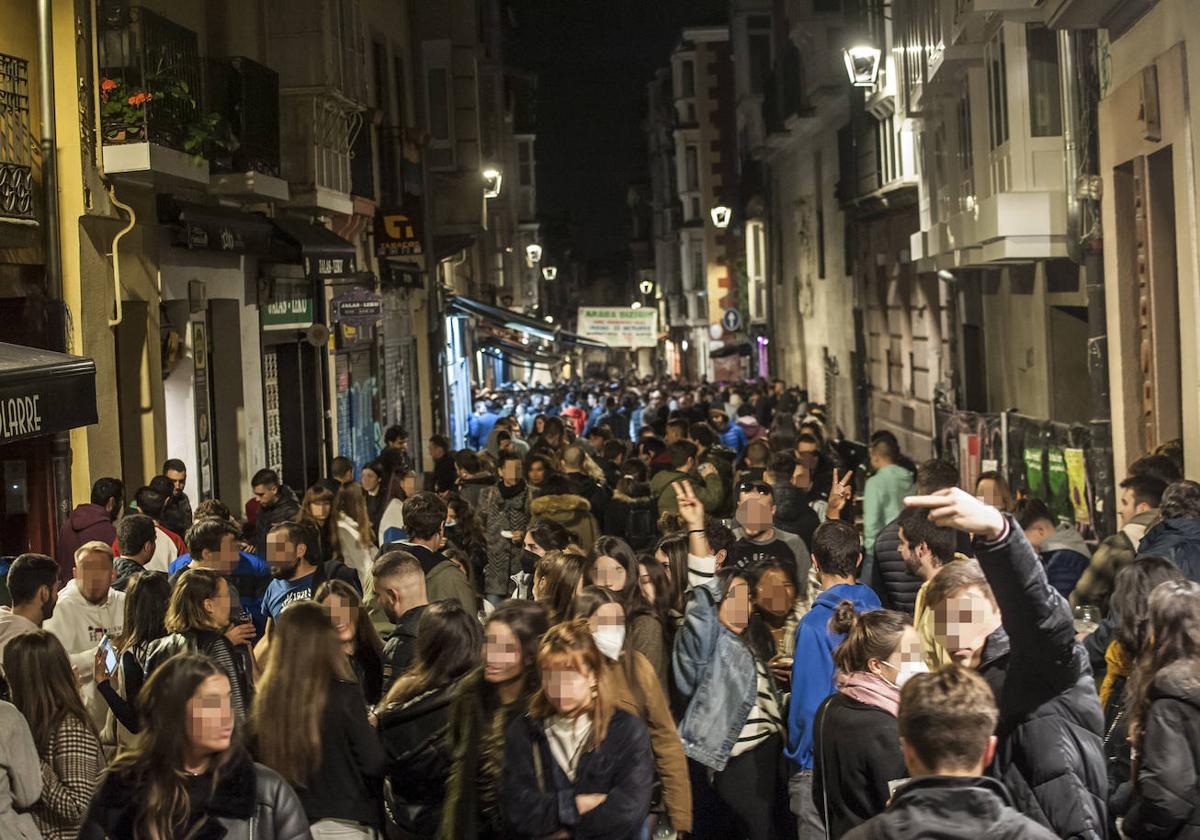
263;349;283;475
0;52;33;220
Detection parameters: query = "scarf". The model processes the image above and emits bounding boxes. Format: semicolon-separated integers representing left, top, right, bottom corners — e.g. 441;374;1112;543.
836;670;900;717
1100;640;1133;707
499;480;527;500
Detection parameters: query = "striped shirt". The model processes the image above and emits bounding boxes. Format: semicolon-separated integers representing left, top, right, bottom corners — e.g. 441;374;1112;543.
730;659;783;757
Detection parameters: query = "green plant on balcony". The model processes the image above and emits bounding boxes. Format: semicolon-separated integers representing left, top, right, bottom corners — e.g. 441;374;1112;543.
100;62;236;163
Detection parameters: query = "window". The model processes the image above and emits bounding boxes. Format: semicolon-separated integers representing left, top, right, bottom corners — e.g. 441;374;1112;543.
393;53;407;126
518;140;532;186
957;88;974;198
681;59;695;97
1026;25;1062;137
691;242;705;294
986;27;1009;149
685;145;699;191
427;69;449;137
748;33;771;95
747;220;767;322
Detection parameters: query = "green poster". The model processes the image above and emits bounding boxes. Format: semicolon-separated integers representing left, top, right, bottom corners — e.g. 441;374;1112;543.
1046;448;1070;522
1024;448;1045;499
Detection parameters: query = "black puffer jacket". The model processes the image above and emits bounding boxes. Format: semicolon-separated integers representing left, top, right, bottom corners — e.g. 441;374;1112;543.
379;683;457;839
1122;661;1200;839
773;485;821;550
872;519;922;614
974;519;1108;840
251;485;301;560
842;775;1058;840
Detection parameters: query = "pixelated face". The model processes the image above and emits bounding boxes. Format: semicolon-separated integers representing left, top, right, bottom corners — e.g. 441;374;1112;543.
654;549;674;583
755;566;797;618
75;549;115;603
360;467;380;493
736;495;775;535
187;672;234;756
719;578;751;635
933;586;999;668
795;442;819;471
165;468;187;494
543;665;596;715
588;601;625;633
204;578;232;627
592;555;627;592
308;499;331;522
265;530;300;578
322;593;357;643
526;461;547;486
217;534;240;573
976;478;1004;510
502;459;523;486
253;483;278;506
484;620;524;684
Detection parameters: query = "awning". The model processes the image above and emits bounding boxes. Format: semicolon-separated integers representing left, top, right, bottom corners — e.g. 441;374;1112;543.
157;197;274;255
434;233;478;262
710;342;754;358
447;295;558;342
0;343;98;445
271;217;358;278
478;337;561;366
558;330;609;350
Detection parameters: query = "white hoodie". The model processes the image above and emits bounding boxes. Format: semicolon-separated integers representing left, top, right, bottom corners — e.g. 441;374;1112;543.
44;580;125;702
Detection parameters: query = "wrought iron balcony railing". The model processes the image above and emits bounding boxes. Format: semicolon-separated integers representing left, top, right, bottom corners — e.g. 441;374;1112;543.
207;56;281;176
0;52;34;221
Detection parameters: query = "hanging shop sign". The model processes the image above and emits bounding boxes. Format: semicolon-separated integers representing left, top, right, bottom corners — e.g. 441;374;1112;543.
191;321;214;501
332;289;384;326
376;200;424;257
575;306;658;349
262;279;315;331
0;344;98;445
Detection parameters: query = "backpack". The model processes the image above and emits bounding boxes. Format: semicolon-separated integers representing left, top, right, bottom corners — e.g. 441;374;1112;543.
625;503;658;551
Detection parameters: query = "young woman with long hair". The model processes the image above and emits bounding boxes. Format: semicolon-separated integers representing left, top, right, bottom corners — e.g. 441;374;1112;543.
251;600;385;838
145;568;253;720
376;602;482;838
79;654;309;840
440;600;550;839
534;550;587;624
586;536;667;686
332;483;378;601
654;532;690;614
502;619;653;839
315;578;385;705
94;570;172;744
378;469;418;545
445;491;488;595
812;604;920;837
298;482;338;562
569;587;692;835
1118;579;1200;838
5;631;103;840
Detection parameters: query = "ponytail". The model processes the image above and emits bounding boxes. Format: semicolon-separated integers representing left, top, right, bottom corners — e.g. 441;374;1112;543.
830;602;909;674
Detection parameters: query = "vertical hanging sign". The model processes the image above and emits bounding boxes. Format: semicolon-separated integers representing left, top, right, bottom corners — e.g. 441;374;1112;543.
192;321;215;501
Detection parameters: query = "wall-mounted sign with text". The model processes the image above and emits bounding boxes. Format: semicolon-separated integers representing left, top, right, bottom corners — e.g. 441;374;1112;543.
576;307;659;349
333;289;384;326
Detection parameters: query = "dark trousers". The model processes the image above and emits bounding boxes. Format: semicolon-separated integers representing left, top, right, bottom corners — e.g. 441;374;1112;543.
690;733;794;840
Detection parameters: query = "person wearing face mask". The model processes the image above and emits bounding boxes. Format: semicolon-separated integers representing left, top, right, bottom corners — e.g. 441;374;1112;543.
585;537;668;685
503;619;654;840
569;587;692;836
811;605;922;838
441;601;550;839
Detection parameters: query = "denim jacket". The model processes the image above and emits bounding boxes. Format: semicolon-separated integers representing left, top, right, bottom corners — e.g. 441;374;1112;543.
672;578;758;771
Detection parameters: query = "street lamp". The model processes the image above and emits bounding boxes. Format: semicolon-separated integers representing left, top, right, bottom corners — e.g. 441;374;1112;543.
631;301;643;309
638;278;654;295
843;46;882;88
526;243;543;264
542;266;558;281
710;205;732;228
482;167;503;198
543;315;554;323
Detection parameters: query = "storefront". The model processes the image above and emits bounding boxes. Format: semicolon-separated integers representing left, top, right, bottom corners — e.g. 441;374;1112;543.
0;343;98;557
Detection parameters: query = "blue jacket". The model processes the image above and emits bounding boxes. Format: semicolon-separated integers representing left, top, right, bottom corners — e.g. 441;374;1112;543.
467;411;499;451
1136;517;1200;582
720;423;748;457
672;578;759;772
786;583;881;770
169;550;272;636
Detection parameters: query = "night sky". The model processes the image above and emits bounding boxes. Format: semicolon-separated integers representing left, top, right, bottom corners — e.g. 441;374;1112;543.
508;0;728;260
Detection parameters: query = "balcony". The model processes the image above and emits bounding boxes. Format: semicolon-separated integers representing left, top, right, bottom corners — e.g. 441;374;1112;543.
206;56;288;202
279;91;363;215
0;52;34;224
97;3;211;187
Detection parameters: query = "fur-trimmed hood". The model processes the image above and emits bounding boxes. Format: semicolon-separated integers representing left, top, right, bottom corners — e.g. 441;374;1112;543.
530;493;592;516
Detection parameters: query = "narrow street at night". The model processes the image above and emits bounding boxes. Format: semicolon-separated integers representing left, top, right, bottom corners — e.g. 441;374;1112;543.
0;0;1196;838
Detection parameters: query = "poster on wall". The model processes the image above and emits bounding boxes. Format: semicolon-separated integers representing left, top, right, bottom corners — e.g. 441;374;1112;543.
1064;448;1090;525
576;307;658;348
191;321;214;500
1024;448;1045;500
1046;448;1071;523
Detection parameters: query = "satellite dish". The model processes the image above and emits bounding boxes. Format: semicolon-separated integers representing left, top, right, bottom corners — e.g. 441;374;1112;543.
305;324;330;347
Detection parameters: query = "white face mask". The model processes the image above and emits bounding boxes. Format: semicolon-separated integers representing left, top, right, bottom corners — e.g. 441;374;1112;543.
592;626;626;661
882;659;929;689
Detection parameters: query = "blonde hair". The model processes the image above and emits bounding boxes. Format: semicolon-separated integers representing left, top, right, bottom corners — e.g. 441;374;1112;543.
75;539;114;565
333;482;375;548
165;568;226;633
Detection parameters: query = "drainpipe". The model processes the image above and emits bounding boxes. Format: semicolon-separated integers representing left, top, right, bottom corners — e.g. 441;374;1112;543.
36;0;76;531
1059;29;1115;537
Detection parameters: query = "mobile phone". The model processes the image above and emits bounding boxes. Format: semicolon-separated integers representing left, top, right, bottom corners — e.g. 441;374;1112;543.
99;635;118;673
500;530;514;539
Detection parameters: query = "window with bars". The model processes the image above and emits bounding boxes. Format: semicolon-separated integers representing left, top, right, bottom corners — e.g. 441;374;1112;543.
0;52;32;221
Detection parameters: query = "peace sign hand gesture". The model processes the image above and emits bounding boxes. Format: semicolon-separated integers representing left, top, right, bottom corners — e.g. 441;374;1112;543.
826;468;854;520
672;479;705;531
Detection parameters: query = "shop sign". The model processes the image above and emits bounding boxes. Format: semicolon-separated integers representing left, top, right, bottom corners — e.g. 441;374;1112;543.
183;220;269;254
263;279;315;331
333;289;384;326
305;253;356;279
376;200;424;257
0;369;98;445
576;306;658;349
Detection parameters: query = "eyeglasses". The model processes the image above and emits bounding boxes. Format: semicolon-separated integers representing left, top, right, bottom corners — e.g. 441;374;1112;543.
737;481;772;496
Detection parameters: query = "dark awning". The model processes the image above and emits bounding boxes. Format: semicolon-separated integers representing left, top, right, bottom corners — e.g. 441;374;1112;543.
157;197;274;255
271;217;358;278
558;330;609;350
0;343;98;445
434;233;478;262
447;295;558;342
710;342;753;358
478;337;561;366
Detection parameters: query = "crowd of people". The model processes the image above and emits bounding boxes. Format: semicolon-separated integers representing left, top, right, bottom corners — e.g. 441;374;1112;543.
0;377;1197;839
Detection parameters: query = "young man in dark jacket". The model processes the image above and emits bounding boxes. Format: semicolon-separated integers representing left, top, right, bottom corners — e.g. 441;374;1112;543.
371;550;430;692
908;488;1108;840
56;477;123;583
843;665;1057;840
249;468;300;560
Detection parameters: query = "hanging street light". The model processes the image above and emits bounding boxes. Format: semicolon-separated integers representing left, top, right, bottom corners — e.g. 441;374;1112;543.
631;301;643;309
638;278;654;296
482;167;503;198
710;205;732;228
843;45;882;88
542;265;558;281
526;243;543;264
